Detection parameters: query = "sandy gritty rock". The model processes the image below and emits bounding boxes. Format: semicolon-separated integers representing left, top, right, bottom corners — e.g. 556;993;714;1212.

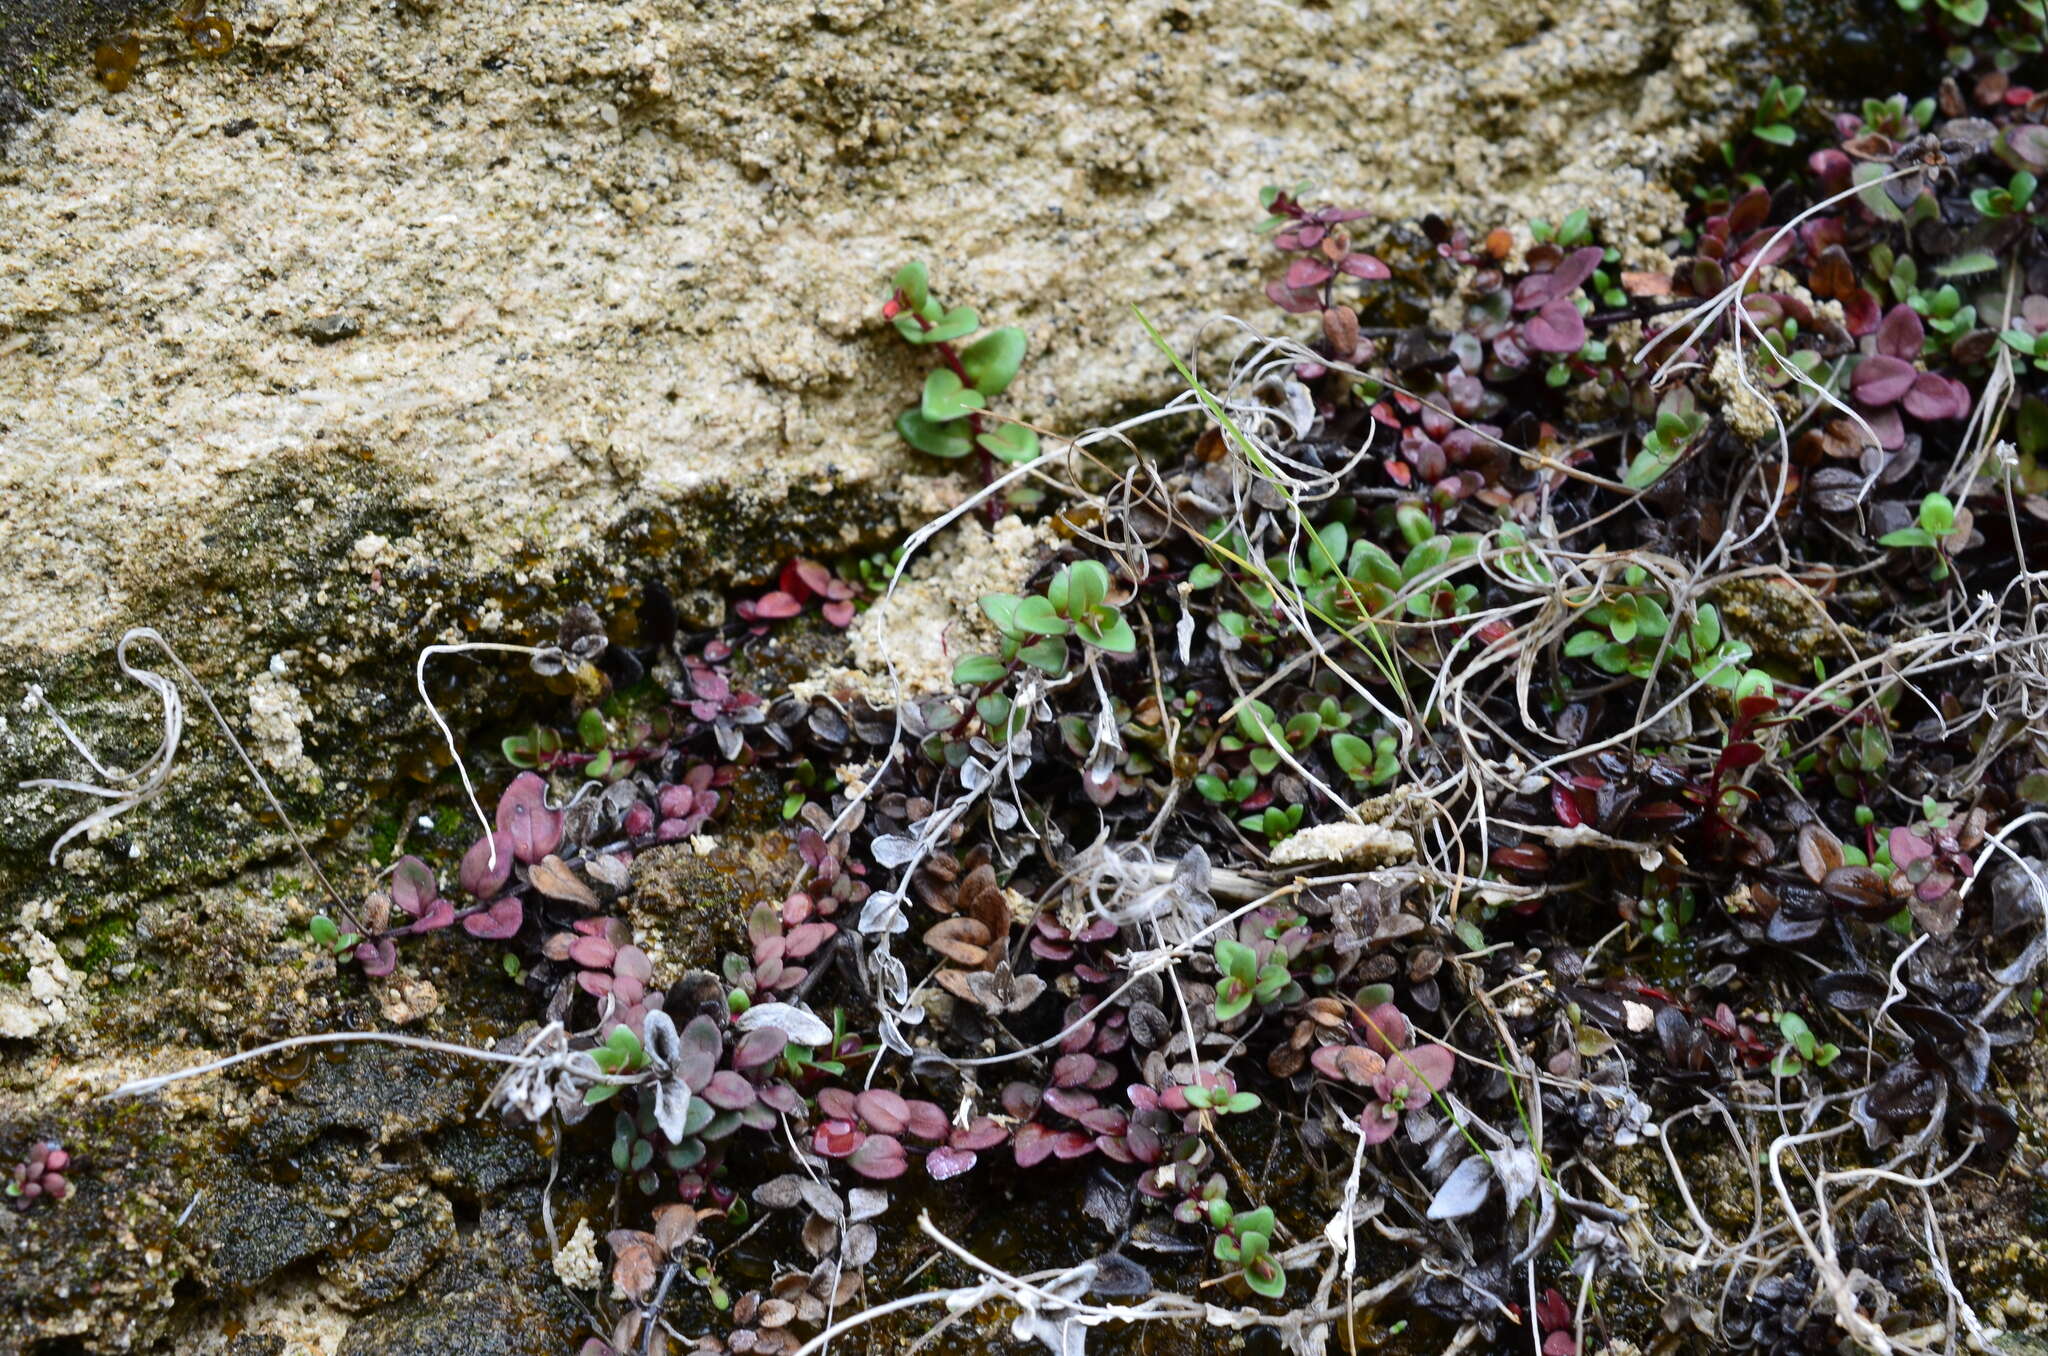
799;513;1056;701
0;0;1755;663
1268;819;1417;868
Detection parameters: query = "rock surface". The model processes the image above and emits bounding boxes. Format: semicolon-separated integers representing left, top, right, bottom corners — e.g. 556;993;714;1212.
0;0;1757;657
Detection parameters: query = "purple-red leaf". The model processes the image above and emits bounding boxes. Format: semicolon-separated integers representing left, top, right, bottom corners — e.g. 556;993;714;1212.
1399;1043;1456;1092
408;897;456;933
1051;1053;1098;1088
1264;281;1322;315
355;938;397;976
783;921;837;960
1875;304;1925;361
855;1089;911;1134
1050;1130;1095;1160
1717;741;1766;773
813;1119;863;1158
1852;353;1916;406
1284;257;1335;289
733;1025;787;1071
496;773;563;865
950;1117;1009;1151
703;1070;758;1111
677;1015;722;1090
848;1134;908;1180
391;855;438;918
1522;298;1586;354
462;897;524;939
459;831;515;900
926;1145;977;1180
903;1100;950;1142
1013;1121;1056;1168
1902;372;1970;421
752;591;804;620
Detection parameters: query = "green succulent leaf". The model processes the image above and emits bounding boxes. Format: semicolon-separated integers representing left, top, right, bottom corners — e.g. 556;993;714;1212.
977;423;1041;463
1013;595;1068;635
1234;1206;1276;1239
960;326;1028;396
1067;560;1110;617
980;592;1024;634
922;368;987;422
1243;1255;1287;1299
1400;536;1451;583
1215;938;1258;980
1075;614;1137;654
952;654;1008;686
1348;540;1400;589
898;406;974;458
1330;732;1373;778
892;260;930;311
896;304;980;345
1018;636;1070;675
1917;492;1956;535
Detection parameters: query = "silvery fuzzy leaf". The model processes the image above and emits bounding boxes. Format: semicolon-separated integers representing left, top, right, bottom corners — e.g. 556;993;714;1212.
1426;1155;1494;1220
841;1223;879;1268
968;964;1046;1014
875;953;912;1005
1172;845;1212;898
859;890;910;935
736;1002;834;1047
871;835;921;869
586;851;632;894
652;1080;692;1145
755;1175;808;1210
1088;1252;1153;1298
1176;601;1194;665
798;1178;844;1223
960;757;992;793
1279;378;1316;436
1010;1263;1097;1356
714;718;743;761
847;1187;889;1223
1492;1146;1542;1217
991;798;1020;830
640;1009;681;1073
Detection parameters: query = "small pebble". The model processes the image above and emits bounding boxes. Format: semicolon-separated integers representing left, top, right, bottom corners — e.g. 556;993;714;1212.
297;314;362;345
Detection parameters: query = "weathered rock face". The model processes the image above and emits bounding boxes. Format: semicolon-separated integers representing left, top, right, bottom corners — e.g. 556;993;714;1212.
0;0;1758;656
0;0;1771;1350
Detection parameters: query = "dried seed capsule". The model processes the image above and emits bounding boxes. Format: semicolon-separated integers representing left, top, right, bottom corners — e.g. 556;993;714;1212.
93;32;142;90
189;16;234;56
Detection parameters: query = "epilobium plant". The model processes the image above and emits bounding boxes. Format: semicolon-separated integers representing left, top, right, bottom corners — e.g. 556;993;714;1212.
884;261;1041;478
